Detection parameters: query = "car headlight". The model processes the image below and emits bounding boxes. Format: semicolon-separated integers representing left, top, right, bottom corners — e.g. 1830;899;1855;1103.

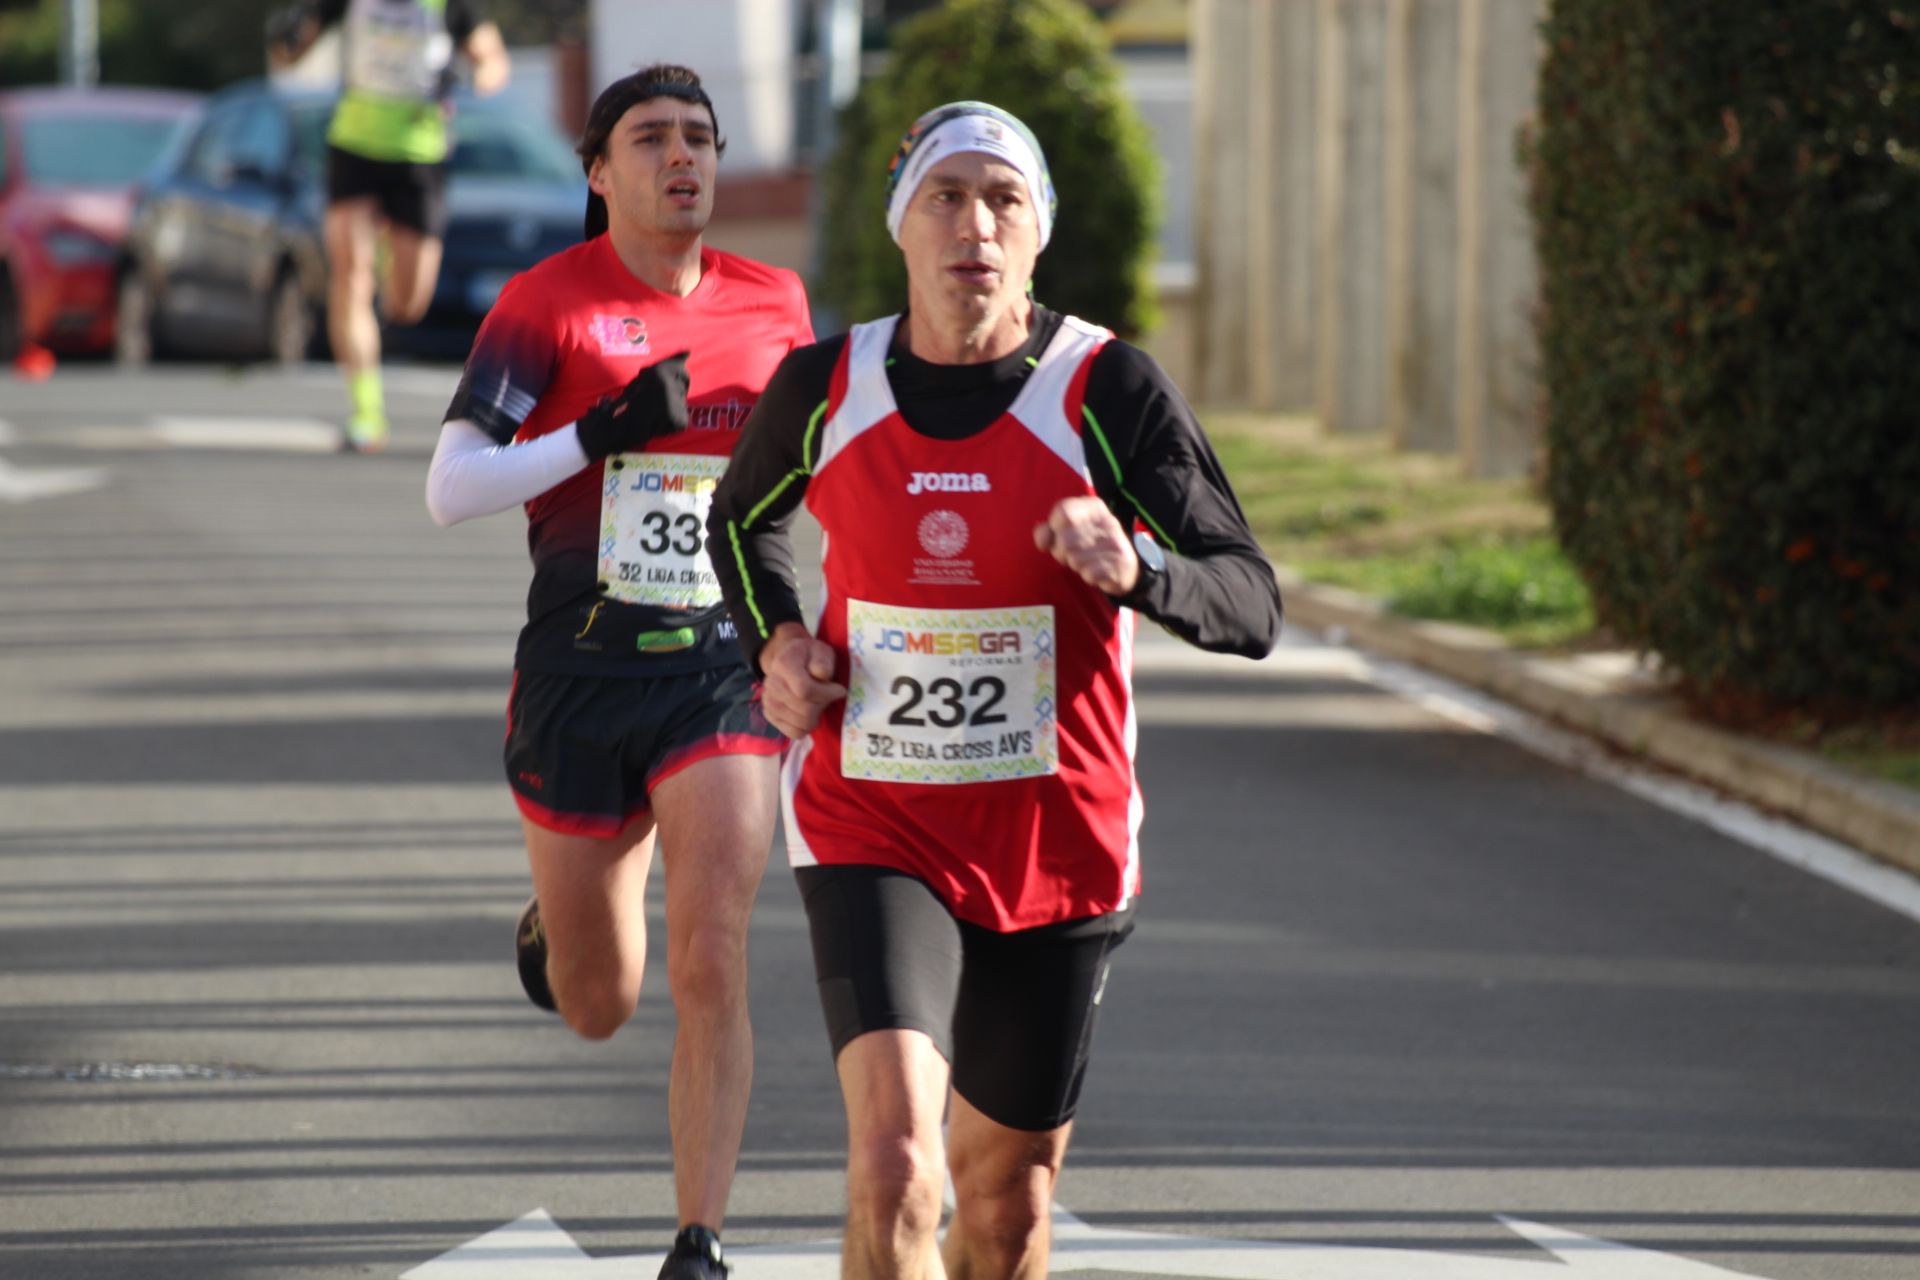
44;229;117;267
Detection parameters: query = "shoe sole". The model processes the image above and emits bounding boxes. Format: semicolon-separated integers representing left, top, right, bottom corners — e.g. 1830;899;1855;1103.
516;898;557;1013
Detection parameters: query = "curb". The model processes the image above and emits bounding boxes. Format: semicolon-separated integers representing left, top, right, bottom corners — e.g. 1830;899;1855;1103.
1275;568;1920;877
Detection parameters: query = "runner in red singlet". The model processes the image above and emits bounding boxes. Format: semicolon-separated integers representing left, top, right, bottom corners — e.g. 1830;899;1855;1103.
709;102;1281;1279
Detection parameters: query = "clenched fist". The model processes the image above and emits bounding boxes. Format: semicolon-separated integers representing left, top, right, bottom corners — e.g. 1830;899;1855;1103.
1034;496;1139;595
759;623;847;739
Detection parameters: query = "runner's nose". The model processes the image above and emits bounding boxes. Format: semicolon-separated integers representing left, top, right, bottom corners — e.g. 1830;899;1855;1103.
665;123;695;167
962;196;995;244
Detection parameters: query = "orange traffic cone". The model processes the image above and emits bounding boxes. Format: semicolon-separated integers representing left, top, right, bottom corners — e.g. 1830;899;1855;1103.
11;342;56;381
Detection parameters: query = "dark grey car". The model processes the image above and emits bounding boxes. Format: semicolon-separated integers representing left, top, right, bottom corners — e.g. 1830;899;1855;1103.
117;80;583;365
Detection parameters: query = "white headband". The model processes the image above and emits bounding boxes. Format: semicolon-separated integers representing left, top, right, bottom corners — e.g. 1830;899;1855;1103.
884;111;1054;249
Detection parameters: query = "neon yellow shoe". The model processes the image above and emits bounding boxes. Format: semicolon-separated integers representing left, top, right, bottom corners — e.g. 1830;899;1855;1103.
344;414;391;453
344;367;389;452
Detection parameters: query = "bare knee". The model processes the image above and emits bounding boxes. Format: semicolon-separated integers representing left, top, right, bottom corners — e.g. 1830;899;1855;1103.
550;960;642;1041
324;224;373;293
950;1180;1048;1268
381;287;431;327
849;1131;945;1241
381;232;439;326
947;1130;1061;1275
667;921;749;1017
330;266;373;308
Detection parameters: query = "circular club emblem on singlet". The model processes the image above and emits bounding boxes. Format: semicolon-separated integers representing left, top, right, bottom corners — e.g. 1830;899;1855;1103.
918;509;969;559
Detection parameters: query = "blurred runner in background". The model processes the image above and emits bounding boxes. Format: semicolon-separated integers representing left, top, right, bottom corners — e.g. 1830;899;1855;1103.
270;0;509;451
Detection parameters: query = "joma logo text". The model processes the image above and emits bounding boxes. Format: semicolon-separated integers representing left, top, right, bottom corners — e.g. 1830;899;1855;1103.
907;471;991;495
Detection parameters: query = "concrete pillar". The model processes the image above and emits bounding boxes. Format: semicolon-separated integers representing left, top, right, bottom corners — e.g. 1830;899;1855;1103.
1316;0;1389;436
1262;0;1320;411
1384;0;1462;453
1455;0;1545;476
1193;0;1255;406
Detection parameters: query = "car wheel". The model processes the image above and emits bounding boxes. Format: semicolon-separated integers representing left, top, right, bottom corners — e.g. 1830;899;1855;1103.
0;270;19;364
114;270;156;366
267;268;314;365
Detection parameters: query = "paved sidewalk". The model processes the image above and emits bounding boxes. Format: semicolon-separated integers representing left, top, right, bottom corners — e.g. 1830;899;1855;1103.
1276;567;1920;877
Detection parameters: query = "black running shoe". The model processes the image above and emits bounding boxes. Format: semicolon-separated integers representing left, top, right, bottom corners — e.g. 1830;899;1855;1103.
658;1225;729;1279
515;897;557;1013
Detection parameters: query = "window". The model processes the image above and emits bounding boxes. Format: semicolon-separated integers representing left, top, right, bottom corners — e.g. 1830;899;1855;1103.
229;102;291;180
20;113;188;187
182;105;247;184
447;112;579;185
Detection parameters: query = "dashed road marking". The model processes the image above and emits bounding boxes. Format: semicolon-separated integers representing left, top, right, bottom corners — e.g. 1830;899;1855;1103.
150;416;344;451
0;457;108;502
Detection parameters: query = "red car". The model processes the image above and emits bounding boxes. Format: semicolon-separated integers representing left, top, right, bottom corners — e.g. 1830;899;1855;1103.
0;86;200;358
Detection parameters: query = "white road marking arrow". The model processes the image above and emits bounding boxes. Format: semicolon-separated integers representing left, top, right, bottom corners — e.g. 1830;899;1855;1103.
0;456;108;503
402;1207;1768;1279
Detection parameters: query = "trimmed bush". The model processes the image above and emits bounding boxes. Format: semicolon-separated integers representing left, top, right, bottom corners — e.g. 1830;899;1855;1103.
815;0;1160;338
1529;0;1920;716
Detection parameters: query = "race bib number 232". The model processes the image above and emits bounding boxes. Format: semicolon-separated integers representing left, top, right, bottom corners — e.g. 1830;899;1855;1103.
842;600;1057;785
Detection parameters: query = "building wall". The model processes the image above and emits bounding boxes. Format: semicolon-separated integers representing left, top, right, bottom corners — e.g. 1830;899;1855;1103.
591;0;799;175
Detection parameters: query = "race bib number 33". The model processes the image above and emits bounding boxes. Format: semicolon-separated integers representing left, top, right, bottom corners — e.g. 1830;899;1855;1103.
598;453;728;608
842;600;1057;785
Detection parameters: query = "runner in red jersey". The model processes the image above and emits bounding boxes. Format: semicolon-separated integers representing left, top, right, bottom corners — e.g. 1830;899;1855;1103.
425;66;812;1280
710;103;1279;1279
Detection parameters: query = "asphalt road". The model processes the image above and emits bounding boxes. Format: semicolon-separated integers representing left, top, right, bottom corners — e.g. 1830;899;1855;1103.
2;365;1918;1280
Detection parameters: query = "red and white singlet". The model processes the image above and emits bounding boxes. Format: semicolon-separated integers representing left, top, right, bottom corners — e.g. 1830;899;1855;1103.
783;314;1143;931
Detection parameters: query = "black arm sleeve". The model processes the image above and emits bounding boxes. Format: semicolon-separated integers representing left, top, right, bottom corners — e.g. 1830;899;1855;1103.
1081;341;1283;659
708;338;847;674
313;0;348;27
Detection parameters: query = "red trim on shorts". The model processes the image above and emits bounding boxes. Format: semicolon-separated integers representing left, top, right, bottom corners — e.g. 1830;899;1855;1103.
514;792;651;839
648;731;786;790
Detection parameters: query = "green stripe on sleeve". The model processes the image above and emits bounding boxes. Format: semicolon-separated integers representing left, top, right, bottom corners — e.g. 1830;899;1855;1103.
725;520;769;639
731;397;829;641
800;398;829;473
743;469;806;530
1080;404;1176;551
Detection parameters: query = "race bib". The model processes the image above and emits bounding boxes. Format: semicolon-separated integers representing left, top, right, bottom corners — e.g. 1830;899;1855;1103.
597;453;727;608
842;600;1057;785
346;9;448;100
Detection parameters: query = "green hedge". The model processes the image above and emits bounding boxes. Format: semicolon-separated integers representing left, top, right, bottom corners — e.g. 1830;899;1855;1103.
1529;0;1920;716
815;0;1159;338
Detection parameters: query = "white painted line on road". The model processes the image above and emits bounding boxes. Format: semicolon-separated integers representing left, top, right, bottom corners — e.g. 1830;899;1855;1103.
28;425;166;450
150;416;343;452
290;365;459;396
1349;647;1920;926
0;457;109;503
402;1207;1768;1278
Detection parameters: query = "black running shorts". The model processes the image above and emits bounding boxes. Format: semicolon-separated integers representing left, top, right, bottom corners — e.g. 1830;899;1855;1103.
504;664;784;838
794;864;1135;1132
326;144;450;238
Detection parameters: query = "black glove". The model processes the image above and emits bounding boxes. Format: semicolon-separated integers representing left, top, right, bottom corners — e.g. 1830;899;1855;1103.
575;351;691;461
